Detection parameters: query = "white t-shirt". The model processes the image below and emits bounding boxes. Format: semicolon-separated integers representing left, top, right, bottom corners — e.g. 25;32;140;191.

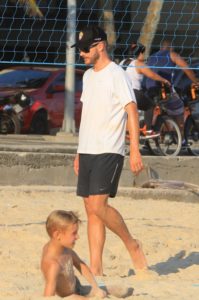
120;59;143;90
77;62;136;156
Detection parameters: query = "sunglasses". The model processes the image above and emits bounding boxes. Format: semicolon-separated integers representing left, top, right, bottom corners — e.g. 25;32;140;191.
78;42;99;53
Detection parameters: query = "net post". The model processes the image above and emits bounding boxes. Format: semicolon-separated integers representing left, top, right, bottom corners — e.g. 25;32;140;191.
62;0;76;134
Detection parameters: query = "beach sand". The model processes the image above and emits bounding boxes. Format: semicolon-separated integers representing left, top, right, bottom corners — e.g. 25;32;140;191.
0;188;199;300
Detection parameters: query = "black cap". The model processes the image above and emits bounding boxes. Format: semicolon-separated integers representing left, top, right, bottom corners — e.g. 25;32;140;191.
71;25;107;49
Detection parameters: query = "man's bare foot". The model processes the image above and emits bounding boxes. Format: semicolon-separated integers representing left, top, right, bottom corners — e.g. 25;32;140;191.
128;239;148;270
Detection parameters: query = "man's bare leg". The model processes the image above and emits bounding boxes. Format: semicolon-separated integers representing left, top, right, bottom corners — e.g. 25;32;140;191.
84;197;106;276
84;195;147;271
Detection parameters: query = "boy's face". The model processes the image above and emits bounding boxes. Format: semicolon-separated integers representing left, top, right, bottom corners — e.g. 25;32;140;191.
58;223;79;248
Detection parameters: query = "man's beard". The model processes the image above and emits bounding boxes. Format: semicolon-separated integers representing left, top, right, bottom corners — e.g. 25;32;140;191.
83;52;100;65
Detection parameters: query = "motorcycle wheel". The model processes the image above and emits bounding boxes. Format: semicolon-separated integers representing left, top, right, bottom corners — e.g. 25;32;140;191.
0;112;21;134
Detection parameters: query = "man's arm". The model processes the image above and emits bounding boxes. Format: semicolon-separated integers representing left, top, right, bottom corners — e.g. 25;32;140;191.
125;102;144;175
137;60;170;85
170;51;199;84
43;261;60;297
74;154;79;176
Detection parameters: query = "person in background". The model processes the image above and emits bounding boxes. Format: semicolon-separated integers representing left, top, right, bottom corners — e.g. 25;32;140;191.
145;39;199;95
120;41;170;136
145;39;199;139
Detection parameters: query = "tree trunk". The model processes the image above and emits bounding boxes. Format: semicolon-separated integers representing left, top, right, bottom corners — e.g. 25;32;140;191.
139;0;164;58
17;0;43;18
98;0;116;53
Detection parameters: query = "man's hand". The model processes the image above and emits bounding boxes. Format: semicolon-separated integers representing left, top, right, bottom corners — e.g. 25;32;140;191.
192;81;199;89
74;154;79;176
163;79;171;87
129;150;144;176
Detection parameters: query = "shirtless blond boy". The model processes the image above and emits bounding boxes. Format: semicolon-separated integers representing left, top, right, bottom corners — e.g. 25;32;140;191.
41;210;106;298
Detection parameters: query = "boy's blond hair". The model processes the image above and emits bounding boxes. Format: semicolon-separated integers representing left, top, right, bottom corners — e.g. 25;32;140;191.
46;210;81;237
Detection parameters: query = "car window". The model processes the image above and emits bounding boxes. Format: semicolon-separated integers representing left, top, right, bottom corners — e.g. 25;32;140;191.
48;73;65;93
52;73;65;86
0;69;51;88
49;72;82;93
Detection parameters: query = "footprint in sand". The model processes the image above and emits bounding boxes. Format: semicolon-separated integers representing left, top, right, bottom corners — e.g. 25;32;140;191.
134;269;159;280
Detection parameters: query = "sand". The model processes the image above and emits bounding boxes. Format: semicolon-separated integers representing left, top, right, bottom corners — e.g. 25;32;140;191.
0;188;199;300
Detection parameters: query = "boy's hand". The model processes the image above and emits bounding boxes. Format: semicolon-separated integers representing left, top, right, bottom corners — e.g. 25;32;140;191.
90;287;107;298
96;287;107;298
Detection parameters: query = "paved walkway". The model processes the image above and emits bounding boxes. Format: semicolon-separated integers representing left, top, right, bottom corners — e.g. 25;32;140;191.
0;133;78;153
0;133;198;204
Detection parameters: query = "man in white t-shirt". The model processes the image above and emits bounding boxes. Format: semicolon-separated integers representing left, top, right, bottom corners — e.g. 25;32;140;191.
72;25;148;276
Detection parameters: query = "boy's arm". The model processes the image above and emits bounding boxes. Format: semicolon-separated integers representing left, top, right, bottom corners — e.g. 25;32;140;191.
72;251;106;298
43;261;60;297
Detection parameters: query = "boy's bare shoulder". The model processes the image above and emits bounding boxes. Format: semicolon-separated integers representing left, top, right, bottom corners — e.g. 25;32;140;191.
41;256;61;280
41;243;60;274
41;243;51;262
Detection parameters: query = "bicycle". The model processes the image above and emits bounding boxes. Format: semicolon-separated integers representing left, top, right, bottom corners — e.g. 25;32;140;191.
142;86;182;156
182;84;199;156
125;100;182;156
125;119;160;156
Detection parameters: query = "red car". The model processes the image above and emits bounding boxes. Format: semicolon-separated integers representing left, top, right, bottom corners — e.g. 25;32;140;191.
0;66;84;134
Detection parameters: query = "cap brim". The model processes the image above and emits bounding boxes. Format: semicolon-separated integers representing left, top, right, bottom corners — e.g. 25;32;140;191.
71;39;93;49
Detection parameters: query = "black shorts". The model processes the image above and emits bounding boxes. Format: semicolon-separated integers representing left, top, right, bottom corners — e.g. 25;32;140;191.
77;153;124;198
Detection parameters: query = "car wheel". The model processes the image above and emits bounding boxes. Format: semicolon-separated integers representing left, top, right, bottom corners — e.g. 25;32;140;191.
30;111;49;134
0;112;21;134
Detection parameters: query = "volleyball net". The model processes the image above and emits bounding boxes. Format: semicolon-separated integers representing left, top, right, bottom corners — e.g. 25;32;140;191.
0;0;198;68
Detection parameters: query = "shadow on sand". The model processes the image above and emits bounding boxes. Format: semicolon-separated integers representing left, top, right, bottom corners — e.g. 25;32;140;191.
127;251;199;277
150;250;199;275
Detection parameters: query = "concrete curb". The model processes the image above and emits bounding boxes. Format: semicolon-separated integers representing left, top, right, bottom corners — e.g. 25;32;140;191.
0;135;198;199
0;185;198;203
0;151;198;186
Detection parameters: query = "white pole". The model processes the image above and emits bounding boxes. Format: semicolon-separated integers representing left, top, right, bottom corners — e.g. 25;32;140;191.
62;0;76;133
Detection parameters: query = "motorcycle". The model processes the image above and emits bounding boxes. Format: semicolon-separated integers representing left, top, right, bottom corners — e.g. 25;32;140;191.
0;92;31;134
